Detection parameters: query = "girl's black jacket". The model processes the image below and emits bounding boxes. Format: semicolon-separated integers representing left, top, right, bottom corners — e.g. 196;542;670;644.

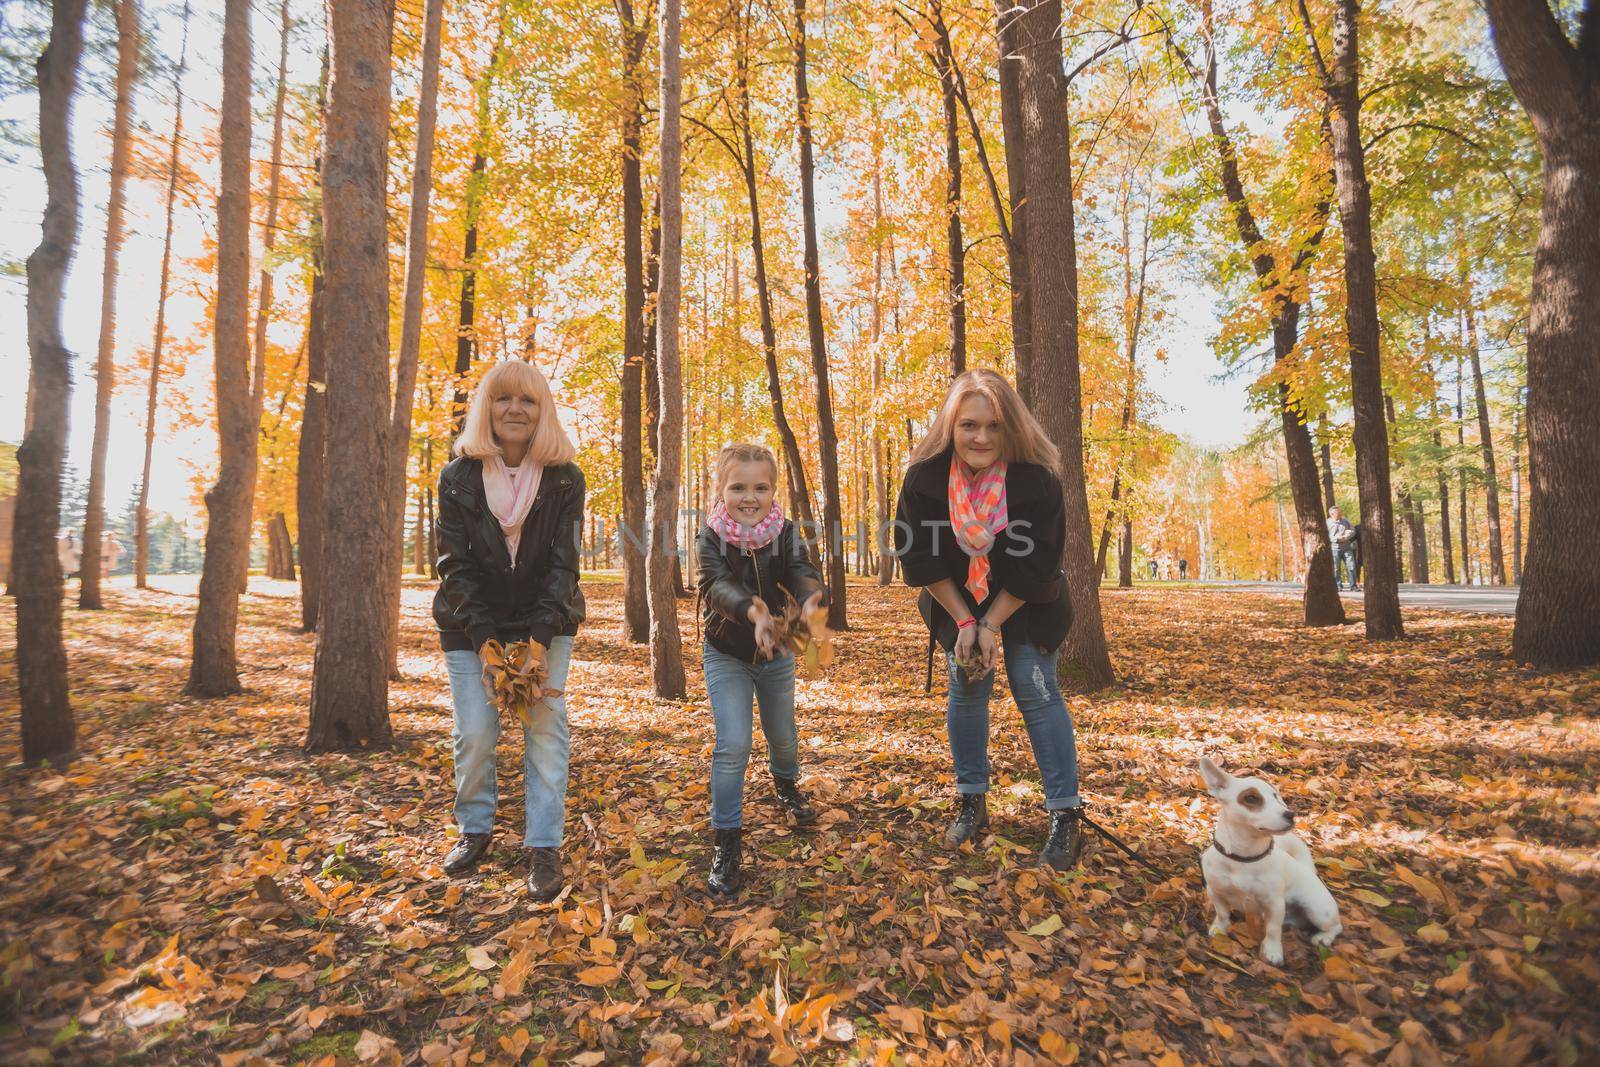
892;448;1072;654
432;456;586;653
696;519;823;663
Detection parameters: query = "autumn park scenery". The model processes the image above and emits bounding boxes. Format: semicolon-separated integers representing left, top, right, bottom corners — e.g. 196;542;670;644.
2;0;1598;1063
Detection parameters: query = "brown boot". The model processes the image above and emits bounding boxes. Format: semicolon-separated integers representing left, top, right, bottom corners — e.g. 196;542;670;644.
526;847;563;903
943;794;988;848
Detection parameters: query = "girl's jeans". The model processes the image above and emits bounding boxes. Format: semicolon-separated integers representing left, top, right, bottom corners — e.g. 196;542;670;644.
703;642;800;829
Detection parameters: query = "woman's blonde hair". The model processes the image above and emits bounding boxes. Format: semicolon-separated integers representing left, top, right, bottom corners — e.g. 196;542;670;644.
454;359;577;465
908;368;1061;474
710;442;780;507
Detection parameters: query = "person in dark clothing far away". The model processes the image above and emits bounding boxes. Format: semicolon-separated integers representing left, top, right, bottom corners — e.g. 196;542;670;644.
1149;559;1158;580
1179;558;1188;580
1327;505;1358;591
1351;523;1364;589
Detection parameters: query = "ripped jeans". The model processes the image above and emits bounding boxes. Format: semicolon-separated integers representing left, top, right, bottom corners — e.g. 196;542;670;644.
945;635;1081;810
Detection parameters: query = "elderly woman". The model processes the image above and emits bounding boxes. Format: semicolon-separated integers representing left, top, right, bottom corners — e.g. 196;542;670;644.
893;369;1084;870
434;359;585;902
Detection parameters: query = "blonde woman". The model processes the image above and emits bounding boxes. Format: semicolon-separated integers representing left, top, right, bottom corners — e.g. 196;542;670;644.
696;443;825;897
892;369;1084;869
433;360;585;902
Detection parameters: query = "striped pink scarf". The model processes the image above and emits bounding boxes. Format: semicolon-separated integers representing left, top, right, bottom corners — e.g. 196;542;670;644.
708;499;784;550
949;458;1008;600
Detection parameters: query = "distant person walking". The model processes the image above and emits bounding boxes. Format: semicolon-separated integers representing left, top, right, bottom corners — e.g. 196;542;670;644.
1179;558;1188;580
1327;506;1358;591
1351;523;1364;589
1149;559;1157;580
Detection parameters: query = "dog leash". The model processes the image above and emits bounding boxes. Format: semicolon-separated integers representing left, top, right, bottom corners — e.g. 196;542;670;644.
1074;806;1173;882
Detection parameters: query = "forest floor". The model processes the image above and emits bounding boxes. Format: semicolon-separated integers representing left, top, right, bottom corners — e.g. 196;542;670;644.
1;575;1598;1066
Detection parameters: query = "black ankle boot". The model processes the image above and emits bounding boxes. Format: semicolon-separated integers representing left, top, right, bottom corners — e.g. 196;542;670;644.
773;776;818;826
943;794;989;848
443;833;492;875
526;847;564;903
707;828;744;898
1040;808;1083;870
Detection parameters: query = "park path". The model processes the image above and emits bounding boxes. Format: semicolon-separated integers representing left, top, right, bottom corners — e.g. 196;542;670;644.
1208;580;1519;615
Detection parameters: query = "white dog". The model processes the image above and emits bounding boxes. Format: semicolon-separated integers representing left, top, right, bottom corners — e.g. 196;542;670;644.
1198;757;1341;965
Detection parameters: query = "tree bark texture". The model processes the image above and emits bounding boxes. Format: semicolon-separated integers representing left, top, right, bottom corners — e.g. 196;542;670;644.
994;0;1032;404
792;0;849;629
1462;278;1507;584
930;5;966;376
1485;0;1600;666
79;0;139;610
1325;0;1403;637
383;0;445;676
1015;0;1113;687
187;0;256;697
16;0;87;765
297;47;330;632
306;0;396;751
648;0;687;699
619;0;649;643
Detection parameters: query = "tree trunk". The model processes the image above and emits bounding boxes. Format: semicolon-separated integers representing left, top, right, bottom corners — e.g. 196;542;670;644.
1511;400;1523;584
382;0;445;677
644;197;662;460
1317;420;1337;514
1117;513;1132;587
1485;0;1600;666
297;47;330;632
1462;276;1507;584
233;0;292;598
450;3;504;433
1015;0;1113;688
871;133;893;586
266;511;295;579
187;0;257;697
79;0;139;610
137;0;189;591
647;0;687;699
1324;0;1402;638
993;0;1032;403
1457;351;1470;580
792;0;849;629
306;0;395;751
16;0;87;765
930;5;966;376
1384;393;1425;583
619;0;649;644
731;12;818;553
1173;0;1343;624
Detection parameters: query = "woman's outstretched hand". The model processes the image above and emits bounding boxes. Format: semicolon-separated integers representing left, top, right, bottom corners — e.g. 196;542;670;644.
748;598;780;659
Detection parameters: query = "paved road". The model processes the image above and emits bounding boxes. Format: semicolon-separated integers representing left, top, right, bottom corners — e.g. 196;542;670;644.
1214;581;1519;615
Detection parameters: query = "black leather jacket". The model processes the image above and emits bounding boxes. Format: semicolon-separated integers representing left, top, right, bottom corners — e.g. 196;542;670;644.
696;519;822;663
432;456;586;653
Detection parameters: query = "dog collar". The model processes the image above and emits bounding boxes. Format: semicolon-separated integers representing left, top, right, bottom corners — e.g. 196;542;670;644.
1211;833;1274;863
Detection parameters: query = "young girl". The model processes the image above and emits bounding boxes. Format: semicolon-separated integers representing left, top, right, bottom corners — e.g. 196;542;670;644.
893;369;1085;870
695;443;825;897
433;359;585;902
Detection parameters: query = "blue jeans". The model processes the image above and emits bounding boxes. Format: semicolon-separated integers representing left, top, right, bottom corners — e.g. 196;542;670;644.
703;643;800;830
946;636;1081;810
1334;546;1358;589
446;635;575;848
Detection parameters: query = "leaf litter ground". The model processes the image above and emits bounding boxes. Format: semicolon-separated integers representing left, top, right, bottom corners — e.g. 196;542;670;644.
1;576;1596;1065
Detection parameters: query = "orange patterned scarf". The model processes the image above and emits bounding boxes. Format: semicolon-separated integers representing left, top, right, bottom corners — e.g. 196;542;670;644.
949;458;1008;600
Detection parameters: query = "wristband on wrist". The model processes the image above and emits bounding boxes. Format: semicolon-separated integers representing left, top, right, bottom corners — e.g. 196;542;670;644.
977;618;1000;634
956;616;977;630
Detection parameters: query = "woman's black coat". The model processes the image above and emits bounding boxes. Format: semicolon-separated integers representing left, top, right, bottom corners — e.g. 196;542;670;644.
893;448;1073;655
696;519;822;663
432;456;586;653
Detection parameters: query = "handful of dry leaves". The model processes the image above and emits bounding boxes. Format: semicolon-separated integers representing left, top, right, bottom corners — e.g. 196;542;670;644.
771;584;835;678
479;638;562;727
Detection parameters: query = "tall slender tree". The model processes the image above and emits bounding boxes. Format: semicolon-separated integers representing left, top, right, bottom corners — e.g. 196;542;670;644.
1166;2;1345;625
994;0;1032;402
928;1;966;375
297;46;331;632
1484;0;1600;667
1461;268;1507;584
16;0;88;765
793;0;848;628
1015;0;1113;686
137;0;190;591
648;0;687;699
79;0;139;610
1304;0;1403;637
236;0;292;596
382;0;446;675
186;0;256;697
619;0;650;643
306;0;396;751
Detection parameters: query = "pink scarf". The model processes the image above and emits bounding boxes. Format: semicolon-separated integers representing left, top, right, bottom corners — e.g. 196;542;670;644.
482;454;543;563
949;458;1008;600
708;499;784;550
